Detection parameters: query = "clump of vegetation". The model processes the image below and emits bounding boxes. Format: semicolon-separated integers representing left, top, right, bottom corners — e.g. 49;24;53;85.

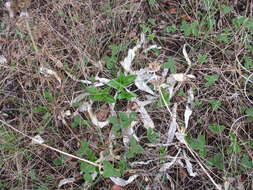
0;0;252;189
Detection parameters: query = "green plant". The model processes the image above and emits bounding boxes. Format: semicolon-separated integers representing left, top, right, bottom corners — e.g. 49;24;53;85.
109;112;136;135
186;135;206;158
207;153;224;170
147;128;160;143
162;56;177;73
197;54;208;63
208;99;222;110
71;115;88;128
127;137;144;159
77;141;98;182
227;132;241;154
86;87;115;103
108;73;137;100
208;124;226;133
240;154;253;169
157;88;170;106
103;44;126;71
148;0;157;6
165;25;177;33
103;161;121;178
204;74;219;87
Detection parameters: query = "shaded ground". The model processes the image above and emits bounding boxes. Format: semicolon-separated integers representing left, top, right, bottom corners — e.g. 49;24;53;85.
0;0;253;189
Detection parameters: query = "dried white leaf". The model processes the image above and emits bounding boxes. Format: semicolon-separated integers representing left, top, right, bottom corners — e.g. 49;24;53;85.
143;45;162;53
0;55;7;64
175;132;187;144
120;33;145;73
183;151;197;177
160;149;181;172
5;2;14;18
39;67;61;85
135;99;155;129
71;93;88;105
134;69;157;95
122;121;139;146
130;160;153;167
167;104;178;144
183;44;192;66
20;12;29;17
65;71;92;85
31;135;45;144
184;88;194;129
58;177;75;188
110;175;139;187
78;102;109;128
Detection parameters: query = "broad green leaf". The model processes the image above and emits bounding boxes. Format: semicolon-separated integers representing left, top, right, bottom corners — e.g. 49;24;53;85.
162;57;176;73
227;132;241;154
197;54;208;63
208;99;222;110
208;124;226;133
86;87;115;103
127;137;144;158
103;161;121;178
207;153;224;170
204;74;219;87
32;106;48;114
186;135;206;158
147;128;160;143
241;154;253;168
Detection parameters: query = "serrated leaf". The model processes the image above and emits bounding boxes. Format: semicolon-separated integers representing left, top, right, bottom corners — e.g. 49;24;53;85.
207;153;224;170
127;137;144;158
241;154;253;168
147;128;160;143
103;161;121;178
208;124;226;133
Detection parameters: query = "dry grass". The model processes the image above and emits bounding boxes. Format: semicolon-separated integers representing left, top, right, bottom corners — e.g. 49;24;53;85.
1;0;253;189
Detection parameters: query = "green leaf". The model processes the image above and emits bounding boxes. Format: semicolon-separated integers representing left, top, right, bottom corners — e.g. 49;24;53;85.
208;99;222;110
53;156;64;166
127;137;144;159
71;115;87;128
220;4;232;14
148;0;156;6
207;153;224;170
227;132;241;154
241;154;253;168
162;57;177;73
86;87;115;103
109;73;136;90
103;161;121;178
165;25;177;33
118;160;127;176
186;135;206;158
43;90;53;103
197;54;208;63
204;74;219;87
76;141;97;161
245;107;253;115
157;88;170;106
243;56;253;70
32;106;48;114
193;100;203;106
208;124;226;133
148;18;156;26
117;89;136;100
147;128;160;143
80;162;97;182
109;112;136;133
140;24;151;33
180;21;192;36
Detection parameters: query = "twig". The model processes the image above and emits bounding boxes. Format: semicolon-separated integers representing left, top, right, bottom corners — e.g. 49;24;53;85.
0;119;101;168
